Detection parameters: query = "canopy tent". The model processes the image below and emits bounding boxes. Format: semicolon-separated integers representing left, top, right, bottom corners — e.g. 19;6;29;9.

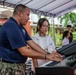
0;0;76;17
0;0;76;43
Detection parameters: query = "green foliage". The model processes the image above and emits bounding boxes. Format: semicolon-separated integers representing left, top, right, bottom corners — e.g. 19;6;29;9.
55;34;62;47
73;32;76;40
48;26;52;36
58;12;76;26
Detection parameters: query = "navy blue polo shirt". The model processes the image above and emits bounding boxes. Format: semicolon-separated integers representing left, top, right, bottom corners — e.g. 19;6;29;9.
0;17;32;63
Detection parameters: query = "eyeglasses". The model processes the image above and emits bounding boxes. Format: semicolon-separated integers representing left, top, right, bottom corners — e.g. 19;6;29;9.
42;25;49;28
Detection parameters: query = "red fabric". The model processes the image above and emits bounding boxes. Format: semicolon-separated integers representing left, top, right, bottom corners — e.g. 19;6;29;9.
24;21;31;36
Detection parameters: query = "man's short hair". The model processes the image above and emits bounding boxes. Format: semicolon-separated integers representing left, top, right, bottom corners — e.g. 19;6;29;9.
13;4;28;15
67;25;72;28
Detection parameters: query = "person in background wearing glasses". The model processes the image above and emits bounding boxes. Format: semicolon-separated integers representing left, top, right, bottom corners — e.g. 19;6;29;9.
32;18;59;74
0;4;62;75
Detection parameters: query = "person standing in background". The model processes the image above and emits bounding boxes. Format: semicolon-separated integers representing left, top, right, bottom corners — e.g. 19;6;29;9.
62;31;70;46
62;25;73;43
32;18;58;74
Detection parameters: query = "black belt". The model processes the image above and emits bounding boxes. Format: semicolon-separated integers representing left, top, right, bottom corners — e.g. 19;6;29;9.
2;59;23;63
0;58;25;63
2;60;13;63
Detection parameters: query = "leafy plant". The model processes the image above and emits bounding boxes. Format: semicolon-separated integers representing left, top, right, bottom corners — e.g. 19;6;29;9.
58;12;76;26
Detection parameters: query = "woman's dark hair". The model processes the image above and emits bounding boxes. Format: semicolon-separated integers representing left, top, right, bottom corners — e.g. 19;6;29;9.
36;18;50;32
62;31;69;40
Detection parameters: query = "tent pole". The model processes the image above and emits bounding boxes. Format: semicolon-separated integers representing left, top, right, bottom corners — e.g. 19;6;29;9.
51;16;56;45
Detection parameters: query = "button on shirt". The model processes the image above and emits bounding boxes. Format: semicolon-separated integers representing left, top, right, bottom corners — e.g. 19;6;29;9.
0;17;32;63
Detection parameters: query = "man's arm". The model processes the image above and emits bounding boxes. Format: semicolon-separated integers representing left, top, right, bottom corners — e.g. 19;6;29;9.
27;40;47;54
17;46;46;59
17;45;62;61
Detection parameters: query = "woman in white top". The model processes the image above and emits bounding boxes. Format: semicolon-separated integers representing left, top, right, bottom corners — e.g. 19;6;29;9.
62;31;70;46
32;18;56;73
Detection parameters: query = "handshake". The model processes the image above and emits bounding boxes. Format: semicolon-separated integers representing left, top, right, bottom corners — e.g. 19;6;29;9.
46;51;62;62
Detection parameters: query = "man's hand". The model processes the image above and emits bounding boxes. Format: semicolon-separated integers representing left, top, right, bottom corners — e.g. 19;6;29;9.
47;51;62;62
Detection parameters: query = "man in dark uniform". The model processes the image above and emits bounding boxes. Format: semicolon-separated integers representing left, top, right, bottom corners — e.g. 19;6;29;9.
0;4;62;75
